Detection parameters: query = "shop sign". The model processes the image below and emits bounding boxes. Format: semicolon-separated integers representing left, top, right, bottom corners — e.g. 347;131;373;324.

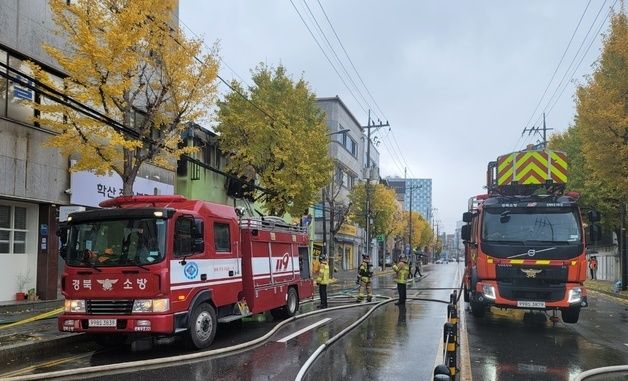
338;223;357;236
70;169;174;208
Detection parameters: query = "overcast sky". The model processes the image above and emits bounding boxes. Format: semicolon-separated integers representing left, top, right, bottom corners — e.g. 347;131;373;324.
179;1;620;233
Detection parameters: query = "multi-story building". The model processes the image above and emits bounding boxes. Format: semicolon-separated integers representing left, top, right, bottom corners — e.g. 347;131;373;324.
315;96;379;271
385;177;433;219
404;178;432;219
0;3;175;301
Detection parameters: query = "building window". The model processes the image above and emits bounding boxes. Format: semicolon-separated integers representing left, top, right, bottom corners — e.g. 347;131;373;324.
336;128;357;158
0;205;28;254
214;223;231;252
7;56;34;124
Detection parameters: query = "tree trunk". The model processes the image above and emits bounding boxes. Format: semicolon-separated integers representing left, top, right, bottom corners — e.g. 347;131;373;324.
121;148;140;196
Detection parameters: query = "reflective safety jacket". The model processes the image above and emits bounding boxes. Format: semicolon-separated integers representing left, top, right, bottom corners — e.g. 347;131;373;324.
358;261;373;283
317;263;330;285
393;262;409;284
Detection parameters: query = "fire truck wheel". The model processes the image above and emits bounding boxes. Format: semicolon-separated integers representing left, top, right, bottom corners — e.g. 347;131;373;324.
186;303;217;349
92;334;127;348
561;306;580;324
470;299;485;318
271;287;299;319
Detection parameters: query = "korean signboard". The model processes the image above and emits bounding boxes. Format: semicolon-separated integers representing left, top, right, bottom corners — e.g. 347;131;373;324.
70;168;174;208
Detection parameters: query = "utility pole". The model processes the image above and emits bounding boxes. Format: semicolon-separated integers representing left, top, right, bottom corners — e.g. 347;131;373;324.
521;112;554;148
363;110;389;260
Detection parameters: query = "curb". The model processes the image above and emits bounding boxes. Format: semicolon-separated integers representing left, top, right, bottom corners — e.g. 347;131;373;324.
0;333;88;365
0;300;64;315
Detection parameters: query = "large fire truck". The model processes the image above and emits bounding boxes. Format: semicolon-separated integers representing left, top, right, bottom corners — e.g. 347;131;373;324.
461;147;600;324
58;195;313;348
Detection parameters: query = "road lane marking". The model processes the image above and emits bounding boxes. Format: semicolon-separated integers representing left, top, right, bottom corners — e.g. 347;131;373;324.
459;301;473;380
0;352;94;378
276;318;332;343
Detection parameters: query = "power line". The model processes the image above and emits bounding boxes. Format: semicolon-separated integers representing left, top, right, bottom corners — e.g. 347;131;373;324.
288;0;368;115
300;0;374;117
530;0;610;127
517;0;614;151
521;0;593;131
545;0;619;117
315;0;388;121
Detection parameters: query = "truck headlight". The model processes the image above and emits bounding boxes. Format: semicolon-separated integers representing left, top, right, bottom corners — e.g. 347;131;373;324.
64;299;86;313
132;298;170;313
482;285;496;300
568;288;582;303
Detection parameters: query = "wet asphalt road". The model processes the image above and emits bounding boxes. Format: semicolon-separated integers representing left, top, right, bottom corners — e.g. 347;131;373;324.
22;263;460;381
466;284;628;380
7;263;627;380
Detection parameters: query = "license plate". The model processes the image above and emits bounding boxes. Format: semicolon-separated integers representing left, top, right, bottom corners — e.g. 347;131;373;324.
517;301;545;308
88;319;117;327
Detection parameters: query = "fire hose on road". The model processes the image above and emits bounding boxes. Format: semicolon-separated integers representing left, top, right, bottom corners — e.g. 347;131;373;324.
4;291;387;381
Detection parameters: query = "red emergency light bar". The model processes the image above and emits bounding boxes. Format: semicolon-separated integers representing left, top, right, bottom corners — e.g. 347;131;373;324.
475;194;489;200
99;195;187;208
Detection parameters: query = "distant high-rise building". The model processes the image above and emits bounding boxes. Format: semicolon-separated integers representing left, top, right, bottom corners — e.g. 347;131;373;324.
384;177;433;220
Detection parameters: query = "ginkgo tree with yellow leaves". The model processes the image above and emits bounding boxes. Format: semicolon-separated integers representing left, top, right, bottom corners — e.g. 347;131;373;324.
549;11;627;232
348;183;400;240
30;0;219;195
216;64;332;216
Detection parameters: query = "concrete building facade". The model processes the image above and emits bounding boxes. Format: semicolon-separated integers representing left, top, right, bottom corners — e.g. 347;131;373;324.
315;97;380;271
0;2;175;301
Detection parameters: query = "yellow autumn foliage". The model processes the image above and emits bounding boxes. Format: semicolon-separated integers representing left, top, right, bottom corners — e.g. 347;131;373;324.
216;64;333;216
28;0;218;194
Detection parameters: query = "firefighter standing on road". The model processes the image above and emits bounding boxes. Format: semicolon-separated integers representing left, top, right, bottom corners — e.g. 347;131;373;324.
393;255;410;305
316;255;330;308
356;254;374;302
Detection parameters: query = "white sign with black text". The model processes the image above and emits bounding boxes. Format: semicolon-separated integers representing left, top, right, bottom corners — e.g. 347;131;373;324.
70;169;174;208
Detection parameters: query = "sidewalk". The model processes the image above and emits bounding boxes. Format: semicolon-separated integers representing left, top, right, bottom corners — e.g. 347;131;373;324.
585;279;628;301
0;299;87;365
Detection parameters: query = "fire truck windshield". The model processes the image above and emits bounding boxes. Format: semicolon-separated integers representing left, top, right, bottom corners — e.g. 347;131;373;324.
66;218;167;267
482;207;581;244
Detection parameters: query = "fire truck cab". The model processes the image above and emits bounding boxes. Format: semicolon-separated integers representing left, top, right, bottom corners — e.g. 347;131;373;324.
461;147;599;324
58;196;313;348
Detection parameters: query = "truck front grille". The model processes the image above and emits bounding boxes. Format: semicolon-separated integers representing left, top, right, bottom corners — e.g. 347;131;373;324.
86;300;134;315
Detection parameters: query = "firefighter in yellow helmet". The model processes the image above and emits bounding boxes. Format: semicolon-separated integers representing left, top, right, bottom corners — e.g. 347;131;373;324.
393;255;410;305
315;255;330;308
356;254;374;302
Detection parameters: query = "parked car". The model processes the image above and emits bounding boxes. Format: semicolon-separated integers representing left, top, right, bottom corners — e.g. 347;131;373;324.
435;259;444;264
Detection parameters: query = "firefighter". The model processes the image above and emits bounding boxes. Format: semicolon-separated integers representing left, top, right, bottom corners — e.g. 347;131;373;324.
393;255;410;305
316;255;330;308
356;254;374;302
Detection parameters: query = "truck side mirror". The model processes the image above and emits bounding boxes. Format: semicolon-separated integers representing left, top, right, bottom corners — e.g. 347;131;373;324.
174;217;194;258
192;219;204;253
461;225;471;241
589;224;602;243
587;209;601;223
57;225;69;259
462;212;473;223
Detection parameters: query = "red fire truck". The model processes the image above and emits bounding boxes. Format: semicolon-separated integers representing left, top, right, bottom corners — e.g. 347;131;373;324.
461;147;600;324
58;195;313;348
